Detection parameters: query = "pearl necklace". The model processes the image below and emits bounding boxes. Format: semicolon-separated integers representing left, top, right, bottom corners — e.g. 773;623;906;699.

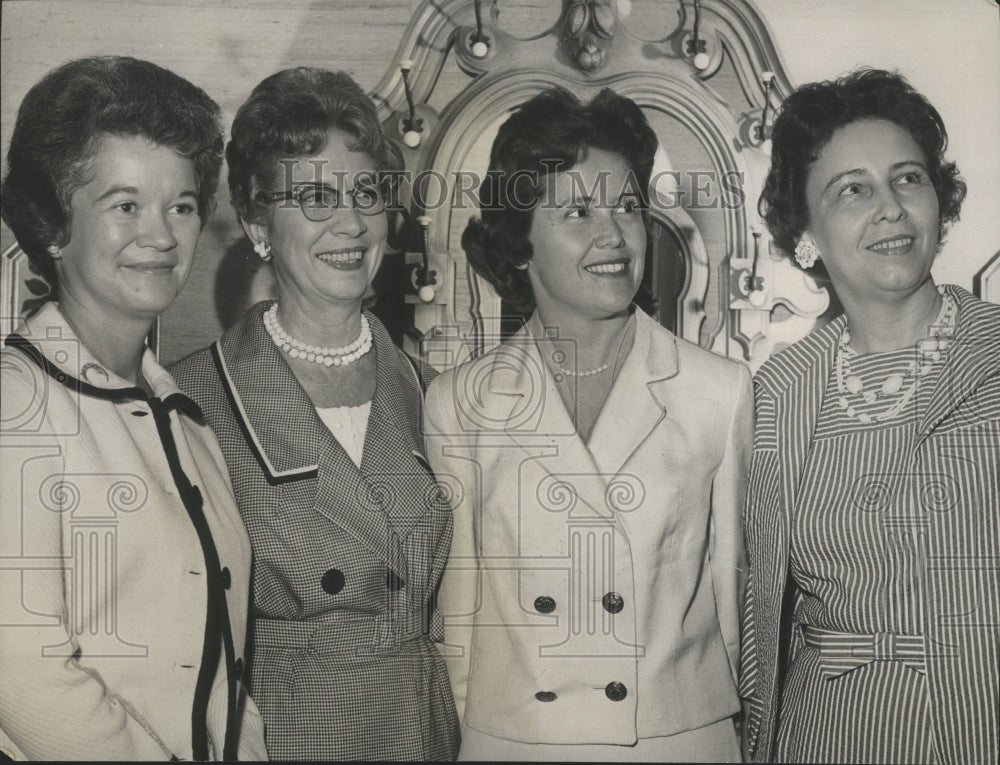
557;361;610;378
835;290;957;424
262;303;372;367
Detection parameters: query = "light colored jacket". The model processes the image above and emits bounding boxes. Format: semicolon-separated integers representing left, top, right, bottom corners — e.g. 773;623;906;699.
0;303;266;761
425;308;752;745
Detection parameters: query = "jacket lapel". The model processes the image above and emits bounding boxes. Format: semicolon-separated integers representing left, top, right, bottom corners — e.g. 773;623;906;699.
916;285;1000;442
763;317;844;552
587;310;674;477
216;303;393;560
489;322;613;521
358;317;434;539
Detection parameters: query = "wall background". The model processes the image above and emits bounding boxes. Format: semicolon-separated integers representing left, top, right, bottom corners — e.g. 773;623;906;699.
2;0;998;364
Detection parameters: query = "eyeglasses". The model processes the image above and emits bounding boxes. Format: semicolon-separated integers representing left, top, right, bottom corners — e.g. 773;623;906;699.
257;176;392;222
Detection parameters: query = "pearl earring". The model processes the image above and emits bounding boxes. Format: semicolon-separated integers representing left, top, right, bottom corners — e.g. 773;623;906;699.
794;239;821;269
253;240;272;261
47;244;62;259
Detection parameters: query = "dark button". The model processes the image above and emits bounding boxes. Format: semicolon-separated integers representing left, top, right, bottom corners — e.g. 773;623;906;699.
605;681;627;701
602;592;624;614
130;410;149;417
533;596;556;614
220;567;232;590
535;691;557;702
234;658;244;677
386;570;405;591
321;568;345;595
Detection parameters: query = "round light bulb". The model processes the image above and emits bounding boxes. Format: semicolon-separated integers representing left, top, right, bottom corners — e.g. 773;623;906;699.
748;289;767;308
403;130;421;149
693;52;710;70
471;40;489;58
400;59;414;71
418;284;436;303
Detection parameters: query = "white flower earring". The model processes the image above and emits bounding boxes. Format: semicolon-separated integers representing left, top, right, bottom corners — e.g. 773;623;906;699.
794;239;821;269
46;244;62;259
253;240;272;262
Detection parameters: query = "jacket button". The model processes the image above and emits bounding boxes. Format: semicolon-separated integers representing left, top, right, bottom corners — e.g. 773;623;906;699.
605;681;627;701
321;568;345;595
602;592;623;613
535;691;557;702
533;596;556;614
386;570;405;591
220;567;232;590
234;658;244;677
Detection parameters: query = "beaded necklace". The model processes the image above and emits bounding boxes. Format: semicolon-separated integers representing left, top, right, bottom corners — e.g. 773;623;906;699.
262;303;372;367
834;289;957;424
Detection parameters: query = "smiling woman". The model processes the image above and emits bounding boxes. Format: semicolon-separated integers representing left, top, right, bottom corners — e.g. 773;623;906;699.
169;67;461;761
424;87;753;761
742;69;1000;764
0;56;267;761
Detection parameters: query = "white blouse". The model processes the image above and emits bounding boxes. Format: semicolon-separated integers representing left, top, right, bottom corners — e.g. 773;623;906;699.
316;401;372;467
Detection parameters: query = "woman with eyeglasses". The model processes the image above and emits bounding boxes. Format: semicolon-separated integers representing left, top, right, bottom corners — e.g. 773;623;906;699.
171;67;460;761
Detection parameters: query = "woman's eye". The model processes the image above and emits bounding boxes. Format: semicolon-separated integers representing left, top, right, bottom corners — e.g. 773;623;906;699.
896;171;924;185
171;202;197;215
566;206;589;219
838;183;863;197
114;201;138;214
617;198;642;214
301;187;340;209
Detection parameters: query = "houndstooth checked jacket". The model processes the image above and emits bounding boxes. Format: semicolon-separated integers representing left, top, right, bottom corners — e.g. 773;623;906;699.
171;301;460;761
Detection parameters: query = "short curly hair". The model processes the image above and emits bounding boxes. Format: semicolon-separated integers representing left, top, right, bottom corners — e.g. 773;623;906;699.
463;86;659;316
759;68;966;275
1;56;224;288
227;67;401;226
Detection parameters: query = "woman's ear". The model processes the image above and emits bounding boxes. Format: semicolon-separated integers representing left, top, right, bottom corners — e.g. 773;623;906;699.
241;218;268;248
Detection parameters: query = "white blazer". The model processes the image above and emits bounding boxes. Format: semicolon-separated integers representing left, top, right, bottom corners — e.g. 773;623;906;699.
0;303;266;761
425;308;752;746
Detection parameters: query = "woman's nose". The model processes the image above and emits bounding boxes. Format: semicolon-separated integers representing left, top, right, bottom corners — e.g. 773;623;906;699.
872;185;908;224
137;211;177;250
594;211;625;248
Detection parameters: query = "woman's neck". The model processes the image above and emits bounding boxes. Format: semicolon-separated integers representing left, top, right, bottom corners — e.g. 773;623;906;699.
57;296;151;384
274;289;363;349
839;281;944;354
533;305;633;371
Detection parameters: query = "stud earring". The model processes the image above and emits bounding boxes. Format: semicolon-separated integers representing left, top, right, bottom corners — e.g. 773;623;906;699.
47;244;62;259
794;239;821;269
514;261;528;271
253;240;272;262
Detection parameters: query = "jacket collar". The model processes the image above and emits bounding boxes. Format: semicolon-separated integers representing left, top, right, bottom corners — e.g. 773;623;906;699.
211;302;429;551
8;301;200;415
482;308;681;517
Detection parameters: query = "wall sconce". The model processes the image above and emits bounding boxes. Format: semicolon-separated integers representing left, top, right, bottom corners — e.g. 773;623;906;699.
470;0;490;58
399;60;423;148
756;71;775;155
732;223;768;308
686;0;710;70
407;215;438;303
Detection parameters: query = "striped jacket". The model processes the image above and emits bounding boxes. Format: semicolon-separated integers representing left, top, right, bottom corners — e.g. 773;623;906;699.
739;285;1000;763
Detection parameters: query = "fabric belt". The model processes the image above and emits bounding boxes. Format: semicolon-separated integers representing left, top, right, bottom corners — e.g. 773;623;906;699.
800;624;926;679
254;613;431;656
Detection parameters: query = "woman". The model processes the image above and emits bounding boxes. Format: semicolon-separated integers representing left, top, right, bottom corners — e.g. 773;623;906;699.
0;56;266;760
423;87;752;761
170;67;460;761
741;68;1000;764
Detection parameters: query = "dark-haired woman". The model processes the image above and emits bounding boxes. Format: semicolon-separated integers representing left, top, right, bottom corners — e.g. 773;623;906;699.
424;87;752;761
170;67;460;761
0;56;266;760
741;68;1000;763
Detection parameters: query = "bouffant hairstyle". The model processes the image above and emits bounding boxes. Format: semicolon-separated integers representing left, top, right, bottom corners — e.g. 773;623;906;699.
759;68;966;275
227;67;401;226
0;55;224;288
463;87;659;315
